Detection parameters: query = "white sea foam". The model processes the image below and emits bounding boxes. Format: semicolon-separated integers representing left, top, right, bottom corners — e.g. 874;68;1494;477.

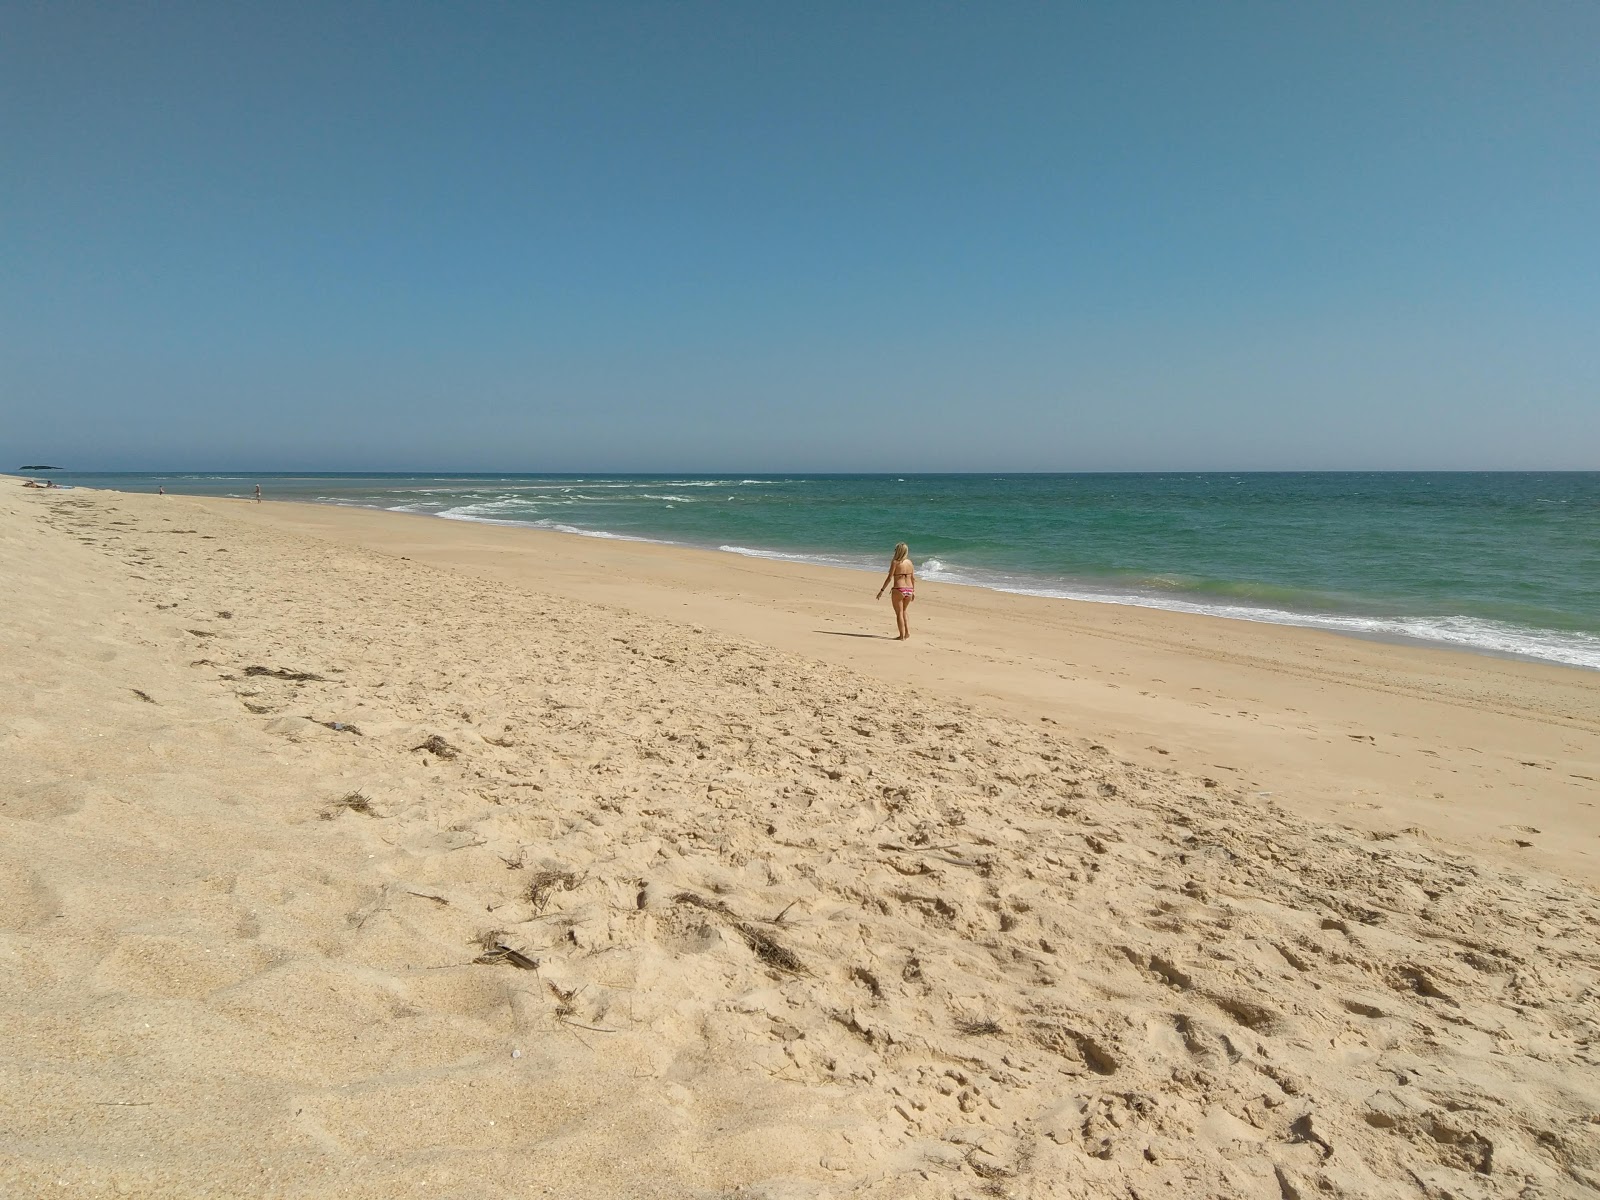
719;544;882;572
427;507;680;547
435;498;535;520
714;549;1600;671
915;561;1600;671
529;520;672;545
333;499;1600;673
435;512;529;528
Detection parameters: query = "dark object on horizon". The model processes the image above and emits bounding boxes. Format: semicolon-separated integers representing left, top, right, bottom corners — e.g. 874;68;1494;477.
19;465;62;470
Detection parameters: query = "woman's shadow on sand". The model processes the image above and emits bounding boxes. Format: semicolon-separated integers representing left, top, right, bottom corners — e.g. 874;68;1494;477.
814;630;898;640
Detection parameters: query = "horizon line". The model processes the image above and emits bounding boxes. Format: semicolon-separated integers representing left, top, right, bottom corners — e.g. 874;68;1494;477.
13;467;1599;477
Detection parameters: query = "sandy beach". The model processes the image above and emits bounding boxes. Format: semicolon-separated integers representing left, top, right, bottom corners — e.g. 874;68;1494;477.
3;482;1597;1198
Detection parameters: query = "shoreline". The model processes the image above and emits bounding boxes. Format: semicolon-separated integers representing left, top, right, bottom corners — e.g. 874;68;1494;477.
453;506;1600;672
193;490;1600;886
26;473;1600;673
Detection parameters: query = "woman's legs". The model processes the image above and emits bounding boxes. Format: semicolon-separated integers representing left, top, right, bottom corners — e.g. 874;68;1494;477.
892;592;911;640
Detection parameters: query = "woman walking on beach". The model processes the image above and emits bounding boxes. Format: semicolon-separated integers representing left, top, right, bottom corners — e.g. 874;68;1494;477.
876;542;916;641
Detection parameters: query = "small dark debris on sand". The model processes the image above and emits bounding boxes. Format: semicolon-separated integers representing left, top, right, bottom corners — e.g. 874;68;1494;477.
130;689;156;704
320;791;376;819
413;734;459;759
473;931;540;970
187;629;216;638
672;892;806;974
243;701;272;714
243;665;328;682
673;890;733;916
736;923;806;974
527;869;580;912
317;720;363;735
547;980;579;1016
955;1016;1005;1036
216;610;233;619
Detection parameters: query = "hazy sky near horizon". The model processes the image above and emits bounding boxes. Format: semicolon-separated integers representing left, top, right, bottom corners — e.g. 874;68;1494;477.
3;3;1597;472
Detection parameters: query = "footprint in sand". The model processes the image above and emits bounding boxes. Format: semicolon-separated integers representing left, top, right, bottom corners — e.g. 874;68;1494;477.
0;866;61;930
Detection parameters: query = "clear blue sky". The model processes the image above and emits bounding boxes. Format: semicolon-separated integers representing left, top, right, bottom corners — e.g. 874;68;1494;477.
4;2;1596;471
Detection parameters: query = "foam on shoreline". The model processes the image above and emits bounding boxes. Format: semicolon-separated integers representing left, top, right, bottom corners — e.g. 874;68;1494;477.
411;505;1600;671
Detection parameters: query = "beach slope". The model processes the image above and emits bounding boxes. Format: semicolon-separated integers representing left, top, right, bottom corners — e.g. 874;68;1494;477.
2;486;1597;1198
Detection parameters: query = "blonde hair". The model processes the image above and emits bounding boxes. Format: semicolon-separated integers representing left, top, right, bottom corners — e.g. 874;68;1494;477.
892;543;909;563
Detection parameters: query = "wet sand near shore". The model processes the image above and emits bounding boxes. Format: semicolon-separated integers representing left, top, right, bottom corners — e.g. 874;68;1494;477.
3;483;1597;1198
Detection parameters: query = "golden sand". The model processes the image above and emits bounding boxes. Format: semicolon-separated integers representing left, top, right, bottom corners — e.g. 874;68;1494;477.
3;483;1596;1197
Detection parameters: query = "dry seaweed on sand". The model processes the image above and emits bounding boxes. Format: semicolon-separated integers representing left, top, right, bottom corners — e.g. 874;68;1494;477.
473;930;540;970
546;981;617;1034
243;665;327;681
316;719;362;735
670;893;806;974
130;688;156;704
412;734;459;759
526;869;581;913
672;890;733;916
735;922;807;974
320;791;376;819
955;1016;1005;1036
546;980;580;1017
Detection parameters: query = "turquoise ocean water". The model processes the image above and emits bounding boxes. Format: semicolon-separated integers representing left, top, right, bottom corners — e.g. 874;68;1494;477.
43;472;1600;671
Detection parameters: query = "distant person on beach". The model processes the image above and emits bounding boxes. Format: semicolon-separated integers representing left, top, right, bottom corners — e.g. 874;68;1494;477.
158;485;165;496
875;542;916;640
254;484;261;502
